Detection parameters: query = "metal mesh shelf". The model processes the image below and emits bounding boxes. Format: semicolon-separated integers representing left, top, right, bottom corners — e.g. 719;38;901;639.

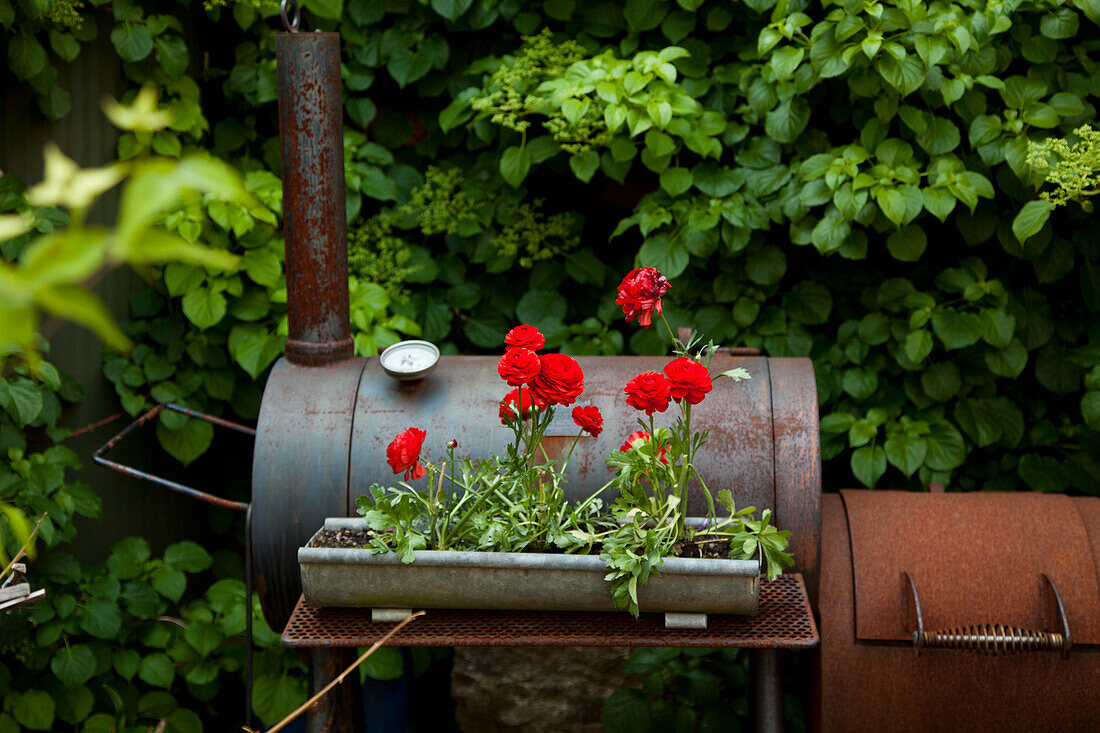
282;573;817;649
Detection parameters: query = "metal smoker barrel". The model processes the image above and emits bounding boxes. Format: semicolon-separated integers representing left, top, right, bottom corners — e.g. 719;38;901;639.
251;354;821;631
818;490;1100;731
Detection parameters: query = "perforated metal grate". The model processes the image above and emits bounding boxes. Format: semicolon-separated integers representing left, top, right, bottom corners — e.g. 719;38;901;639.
282;573;817;649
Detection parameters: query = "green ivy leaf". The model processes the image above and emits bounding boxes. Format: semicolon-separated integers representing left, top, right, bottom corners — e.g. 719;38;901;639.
516;290;567;324
48;31;80;62
765;97;810;144
155;36;189;77
569;151;600;182
745;245;786;286
904;330;933;363
113;649;141;681
624;0;668;31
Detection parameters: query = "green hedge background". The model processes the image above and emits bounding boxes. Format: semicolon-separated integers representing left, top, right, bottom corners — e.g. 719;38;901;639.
3;0;1100;729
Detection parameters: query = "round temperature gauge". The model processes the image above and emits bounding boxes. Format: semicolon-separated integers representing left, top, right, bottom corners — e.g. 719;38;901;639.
379;340;440;381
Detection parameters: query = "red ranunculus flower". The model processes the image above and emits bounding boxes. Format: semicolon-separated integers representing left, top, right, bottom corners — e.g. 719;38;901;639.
571;405;603;437
529;353;585;406
616;267;671;328
663;357;713;405
499;388;547;425
387;428;427;481
498;347;541;386
619;430;669;463
504;324;545;352
624;371;671;415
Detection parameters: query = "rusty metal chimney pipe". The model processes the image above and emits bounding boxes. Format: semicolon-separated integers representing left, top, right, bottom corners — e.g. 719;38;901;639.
276;32;354;366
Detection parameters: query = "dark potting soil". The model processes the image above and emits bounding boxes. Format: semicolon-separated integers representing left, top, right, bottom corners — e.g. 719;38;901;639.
311;528;733;559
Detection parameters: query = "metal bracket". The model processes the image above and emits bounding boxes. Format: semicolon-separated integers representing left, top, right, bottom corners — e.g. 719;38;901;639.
93;403;253;512
372;608;415;623
904;571;1072;657
93;403;257;727
664;612;708;630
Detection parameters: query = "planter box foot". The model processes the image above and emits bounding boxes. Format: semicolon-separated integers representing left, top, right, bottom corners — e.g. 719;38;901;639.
665;613;707;630
371;608;414;623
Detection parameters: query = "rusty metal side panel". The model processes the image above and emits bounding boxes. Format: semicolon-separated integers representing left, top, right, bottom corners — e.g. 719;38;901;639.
819;493;1100;733
276;32;353;365
841;490;1100;644
251;357;366;630
768;358;821;605
1075;497;1100;595
348;355;775;517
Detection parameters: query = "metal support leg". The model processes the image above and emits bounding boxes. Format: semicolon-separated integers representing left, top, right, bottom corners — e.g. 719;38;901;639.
750;649;783;733
307;648;364;733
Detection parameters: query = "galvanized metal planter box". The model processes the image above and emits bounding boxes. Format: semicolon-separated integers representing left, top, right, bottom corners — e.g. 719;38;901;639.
299;517;760;616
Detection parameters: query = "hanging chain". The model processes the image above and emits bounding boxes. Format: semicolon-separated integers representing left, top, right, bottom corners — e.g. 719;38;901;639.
280;0;300;32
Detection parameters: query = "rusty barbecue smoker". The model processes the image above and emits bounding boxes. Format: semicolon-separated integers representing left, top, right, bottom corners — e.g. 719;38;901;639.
93;19;820;733
818;488;1100;731
247;14;824;733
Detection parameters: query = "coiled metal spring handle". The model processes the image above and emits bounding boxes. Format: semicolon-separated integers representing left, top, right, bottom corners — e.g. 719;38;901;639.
904;572;1072;658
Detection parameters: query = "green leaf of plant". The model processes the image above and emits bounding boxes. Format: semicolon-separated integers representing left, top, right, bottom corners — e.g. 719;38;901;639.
1012;200;1053;243
659;167;693;196
745;245;786;285
850;445;886;487
156;417;214;465
931;309;983;349
920;362;961;401
985;339;1028;377
569;151;599;182
886;225;927;262
500;146;532;188
165;540;212;572
765;97;810;144
639;234;689;278
885;431;926;477
923;421;966;471
78;597;122;639
111;24;154;62
13;690;54;730
1018;454;1070;492
303;0;343;20
9;33;46;80
138;653;176;688
51;645;96;688
253;673;306;727
228;323;282;379
181;287;227;330
904;329;933;363
624;0;668;31
431;0;473;20
361;646;405;680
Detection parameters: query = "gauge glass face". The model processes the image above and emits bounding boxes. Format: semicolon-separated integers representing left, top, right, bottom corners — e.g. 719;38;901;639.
380;341;438;374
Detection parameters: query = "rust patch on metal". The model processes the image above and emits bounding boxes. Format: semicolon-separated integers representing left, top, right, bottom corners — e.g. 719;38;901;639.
281;573;817;649
277;32;353;365
819;494;1100;732
841;490;1100;644
768;357;821;605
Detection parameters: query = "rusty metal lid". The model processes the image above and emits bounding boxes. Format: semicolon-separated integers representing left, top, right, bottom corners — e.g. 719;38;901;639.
840;490;1100;645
